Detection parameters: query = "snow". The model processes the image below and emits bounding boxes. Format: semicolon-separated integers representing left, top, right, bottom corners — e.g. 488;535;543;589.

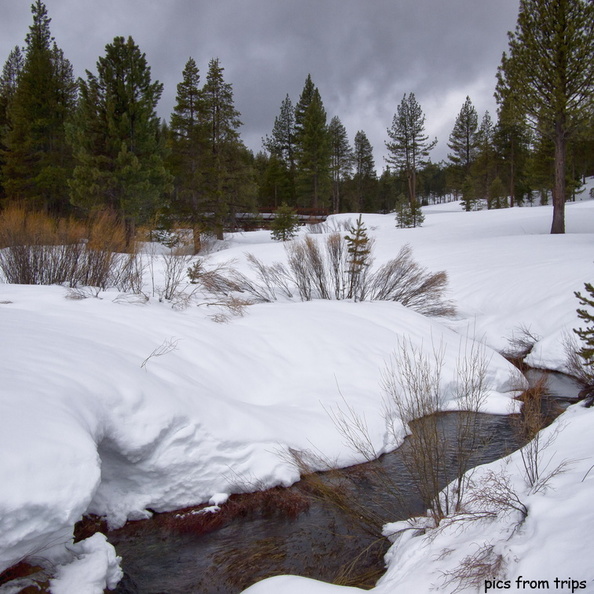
1;186;593;593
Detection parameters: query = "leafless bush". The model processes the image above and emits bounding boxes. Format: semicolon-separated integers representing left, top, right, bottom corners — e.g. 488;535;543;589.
188;259;243;296
513;375;570;493
306;217;352;234
326;232;346;299
441;542;505;594
381;338;491;521
192;233;453;317
242;253;294;300
502;324;541;366
466;470;528;521
563;330;594;386
369;245;454;316
0;206;143;292
161;249;193;301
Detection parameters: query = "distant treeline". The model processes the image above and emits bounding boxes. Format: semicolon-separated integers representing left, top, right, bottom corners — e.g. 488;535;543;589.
0;1;592;236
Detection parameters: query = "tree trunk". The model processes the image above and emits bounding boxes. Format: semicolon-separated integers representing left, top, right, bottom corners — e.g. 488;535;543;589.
551;117;566;234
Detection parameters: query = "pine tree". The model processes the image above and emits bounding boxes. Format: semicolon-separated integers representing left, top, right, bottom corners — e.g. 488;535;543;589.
494;93;531;207
0;46;24;202
270;202;299;241
328;116;353;213
460;173;479;212
496;0;594;233
200;58;255;238
574;282;594;402
385;93;436;226
472;112;497;207
294;75;316;141
169;57;208;252
3;2;76;213
263;94;296;205
69;36;171;233
488;176;508;209
352;130;376;212
447;96;478;195
294;81;331;209
345;214;373;301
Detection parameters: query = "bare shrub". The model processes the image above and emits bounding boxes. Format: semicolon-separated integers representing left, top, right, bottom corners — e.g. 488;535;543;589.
369;244;454;316
186;230;453;316
466;470;528;521
381;338;491;521
513;375;570;493
188;259;242;296
441;542;505;594
0;205;85;285
326;232;346;300
0;206;143;292
502;324;541;367
306;217;352;234
563;330;594;387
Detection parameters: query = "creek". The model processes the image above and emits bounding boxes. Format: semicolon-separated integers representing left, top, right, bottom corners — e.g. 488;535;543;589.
109;370;583;594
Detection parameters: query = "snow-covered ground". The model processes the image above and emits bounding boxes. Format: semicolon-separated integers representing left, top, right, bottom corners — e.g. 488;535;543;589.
1;186;593;593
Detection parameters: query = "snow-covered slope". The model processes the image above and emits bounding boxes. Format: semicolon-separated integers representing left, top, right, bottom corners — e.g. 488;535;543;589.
1;192;593;592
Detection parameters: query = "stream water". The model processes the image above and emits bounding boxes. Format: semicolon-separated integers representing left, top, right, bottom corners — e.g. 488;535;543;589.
108;370;583;594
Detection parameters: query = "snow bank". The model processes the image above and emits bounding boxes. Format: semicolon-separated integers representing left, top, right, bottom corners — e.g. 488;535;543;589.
0;285;519;574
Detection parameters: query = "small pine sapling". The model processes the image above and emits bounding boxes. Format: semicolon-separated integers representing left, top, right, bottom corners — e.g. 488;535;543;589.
574;282;594;405
270;203;300;242
345;215;373;301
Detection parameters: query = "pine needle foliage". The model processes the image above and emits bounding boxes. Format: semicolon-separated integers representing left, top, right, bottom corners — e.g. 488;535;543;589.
270;202;299;242
574;282;594;367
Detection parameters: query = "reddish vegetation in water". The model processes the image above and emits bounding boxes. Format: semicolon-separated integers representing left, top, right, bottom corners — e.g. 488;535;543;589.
0;561;49;592
153;487;311;537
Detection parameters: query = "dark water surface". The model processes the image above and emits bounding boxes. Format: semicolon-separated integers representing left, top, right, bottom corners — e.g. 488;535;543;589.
109;371;581;594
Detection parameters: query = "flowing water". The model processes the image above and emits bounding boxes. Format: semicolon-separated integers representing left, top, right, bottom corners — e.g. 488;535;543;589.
109;370;582;594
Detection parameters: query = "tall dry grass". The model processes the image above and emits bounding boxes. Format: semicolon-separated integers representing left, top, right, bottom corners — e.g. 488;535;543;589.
0;205;142;291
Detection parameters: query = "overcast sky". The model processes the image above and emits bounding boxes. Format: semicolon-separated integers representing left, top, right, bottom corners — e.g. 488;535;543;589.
0;0;520;166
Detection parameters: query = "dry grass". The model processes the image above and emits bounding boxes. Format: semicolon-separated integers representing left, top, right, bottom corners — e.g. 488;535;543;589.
0;205;142;291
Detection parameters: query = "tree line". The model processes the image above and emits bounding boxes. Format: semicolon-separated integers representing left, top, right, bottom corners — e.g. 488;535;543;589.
0;0;593;242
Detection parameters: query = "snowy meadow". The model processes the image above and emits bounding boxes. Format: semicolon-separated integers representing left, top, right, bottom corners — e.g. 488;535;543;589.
1;188;593;593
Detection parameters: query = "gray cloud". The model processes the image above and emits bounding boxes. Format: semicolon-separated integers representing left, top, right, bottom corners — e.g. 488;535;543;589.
0;0;520;164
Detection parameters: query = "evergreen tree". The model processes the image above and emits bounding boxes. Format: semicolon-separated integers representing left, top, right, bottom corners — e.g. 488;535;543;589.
472;111;497;208
3;1;76;213
447;96;478;195
496;0;594;233
460;173;479;211
200;58;255;238
352;130;376;211
0;46;24;202
328;115;353;213
385;93;436;226
345;214;372;301
294;74;316;141
168;57;208;252
574;282;594;402
69;36;171;233
494;93;531;207
575;283;594;364
270;202;299;241
294;81;331;209
488;176;508;209
263;94;296;204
